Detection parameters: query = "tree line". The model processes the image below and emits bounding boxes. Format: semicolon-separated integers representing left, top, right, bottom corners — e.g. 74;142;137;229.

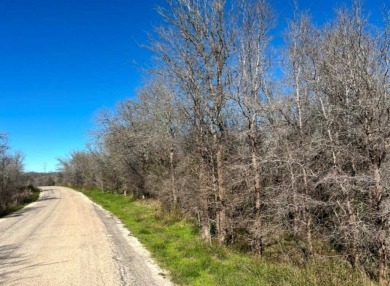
58;0;389;283
0;134;35;215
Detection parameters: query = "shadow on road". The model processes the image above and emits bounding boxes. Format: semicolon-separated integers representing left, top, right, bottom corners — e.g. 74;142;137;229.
0;244;69;285
4;206;43;218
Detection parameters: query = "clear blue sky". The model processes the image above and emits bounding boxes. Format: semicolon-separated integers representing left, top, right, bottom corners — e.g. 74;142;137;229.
0;0;386;172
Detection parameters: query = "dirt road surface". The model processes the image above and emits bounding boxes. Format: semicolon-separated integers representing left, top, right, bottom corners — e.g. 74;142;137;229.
0;186;173;286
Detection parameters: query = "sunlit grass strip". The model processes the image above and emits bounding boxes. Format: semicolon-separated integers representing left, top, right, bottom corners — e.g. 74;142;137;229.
82;189;374;286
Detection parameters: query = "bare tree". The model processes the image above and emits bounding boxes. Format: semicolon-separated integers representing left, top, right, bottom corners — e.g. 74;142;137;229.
151;0;236;242
231;0;275;256
308;3;389;282
284;11;319;259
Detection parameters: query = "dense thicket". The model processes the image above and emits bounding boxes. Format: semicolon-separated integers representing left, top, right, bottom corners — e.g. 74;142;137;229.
59;0;389;283
0;134;31;215
25;172;58;187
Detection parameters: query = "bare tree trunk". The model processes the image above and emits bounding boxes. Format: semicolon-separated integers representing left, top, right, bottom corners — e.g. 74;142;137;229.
345;197;360;268
302;167;313;258
250;122;261;213
378;238;388;286
373;165;388;286
196;103;212;243
250;121;263;257
294;66;313;258
215;133;226;243
199;160;211;243
319;98;337;166
169;148;177;207
286;144;300;239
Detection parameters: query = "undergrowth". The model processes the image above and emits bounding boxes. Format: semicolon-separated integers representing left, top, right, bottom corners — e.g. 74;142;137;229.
81;188;376;286
0;185;41;217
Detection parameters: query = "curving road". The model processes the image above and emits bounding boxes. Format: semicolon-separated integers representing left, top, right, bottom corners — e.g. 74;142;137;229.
0;186;172;286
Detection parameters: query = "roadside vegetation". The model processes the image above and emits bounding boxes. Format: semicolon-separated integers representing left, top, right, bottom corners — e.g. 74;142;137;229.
0;185;41;217
0;134;40;217
82;188;374;286
60;0;389;284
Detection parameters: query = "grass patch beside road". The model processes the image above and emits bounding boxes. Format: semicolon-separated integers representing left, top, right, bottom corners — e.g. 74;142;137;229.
82;189;374;286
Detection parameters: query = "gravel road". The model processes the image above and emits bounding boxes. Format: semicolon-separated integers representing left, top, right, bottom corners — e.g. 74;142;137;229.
0;186;173;286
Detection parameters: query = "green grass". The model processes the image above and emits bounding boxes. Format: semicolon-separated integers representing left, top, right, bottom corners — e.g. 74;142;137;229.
82;189;375;286
0;185;41;217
